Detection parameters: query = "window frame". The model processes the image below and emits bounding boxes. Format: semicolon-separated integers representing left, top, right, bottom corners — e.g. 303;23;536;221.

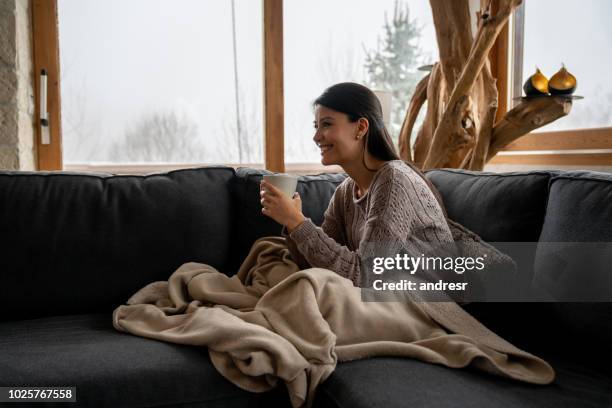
32;0;63;170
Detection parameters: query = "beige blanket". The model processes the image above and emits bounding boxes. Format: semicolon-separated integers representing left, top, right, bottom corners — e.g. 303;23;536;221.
113;236;554;407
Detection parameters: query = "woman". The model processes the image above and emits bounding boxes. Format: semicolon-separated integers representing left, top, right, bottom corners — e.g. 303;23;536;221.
259;83;554;388
259;82;454;287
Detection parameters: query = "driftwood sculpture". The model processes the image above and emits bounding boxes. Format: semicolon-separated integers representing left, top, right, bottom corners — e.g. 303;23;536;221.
398;0;572;170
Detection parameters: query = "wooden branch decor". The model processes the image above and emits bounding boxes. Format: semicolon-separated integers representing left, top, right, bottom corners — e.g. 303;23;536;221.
398;73;429;162
398;0;573;170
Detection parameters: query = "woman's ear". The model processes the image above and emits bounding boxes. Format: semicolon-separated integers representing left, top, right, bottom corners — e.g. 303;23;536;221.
357;117;369;138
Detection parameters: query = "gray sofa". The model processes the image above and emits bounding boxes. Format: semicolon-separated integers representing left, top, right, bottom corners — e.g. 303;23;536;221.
0;166;610;407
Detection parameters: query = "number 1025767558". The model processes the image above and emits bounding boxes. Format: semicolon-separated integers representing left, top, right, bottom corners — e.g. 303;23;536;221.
0;387;76;402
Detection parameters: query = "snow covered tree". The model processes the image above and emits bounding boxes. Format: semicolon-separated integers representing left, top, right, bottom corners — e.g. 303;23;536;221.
364;0;424;141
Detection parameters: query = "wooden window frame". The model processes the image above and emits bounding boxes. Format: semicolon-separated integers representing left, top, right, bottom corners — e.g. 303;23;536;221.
262;0;284;173
32;0;63;170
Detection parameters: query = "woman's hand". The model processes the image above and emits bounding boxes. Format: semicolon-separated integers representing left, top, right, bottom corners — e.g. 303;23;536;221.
260;180;305;231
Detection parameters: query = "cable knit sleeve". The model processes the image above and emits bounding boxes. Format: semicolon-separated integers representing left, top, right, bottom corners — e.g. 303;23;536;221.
286;167;416;287
281;185;345;270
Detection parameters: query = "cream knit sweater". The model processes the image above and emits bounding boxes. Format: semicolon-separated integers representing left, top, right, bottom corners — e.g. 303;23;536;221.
282;159;454;287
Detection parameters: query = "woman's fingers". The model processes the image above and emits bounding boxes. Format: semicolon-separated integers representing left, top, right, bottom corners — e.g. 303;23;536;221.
260;180;281;197
260;188;273;202
260;190;276;208
260;181;288;222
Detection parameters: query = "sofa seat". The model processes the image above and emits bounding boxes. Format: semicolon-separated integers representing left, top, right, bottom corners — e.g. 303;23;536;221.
313;356;612;408
0;314;289;408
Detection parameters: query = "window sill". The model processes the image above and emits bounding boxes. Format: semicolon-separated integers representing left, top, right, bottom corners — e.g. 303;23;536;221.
63;162;343;176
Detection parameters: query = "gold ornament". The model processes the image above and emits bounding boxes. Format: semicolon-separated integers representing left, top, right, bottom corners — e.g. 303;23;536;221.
523;67;549;96
549;64;577;95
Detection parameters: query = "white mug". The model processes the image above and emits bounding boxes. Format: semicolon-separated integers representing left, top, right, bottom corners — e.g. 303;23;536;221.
263;174;298;198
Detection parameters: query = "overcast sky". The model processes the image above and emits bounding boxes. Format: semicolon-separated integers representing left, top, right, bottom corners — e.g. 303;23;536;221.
57;0;611;164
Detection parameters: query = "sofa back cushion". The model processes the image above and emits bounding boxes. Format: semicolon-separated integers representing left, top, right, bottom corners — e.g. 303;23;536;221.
0;167;235;321
531;171;612;370
227;168;346;274
425;169;563;355
425;169;558;242
425;169;559;290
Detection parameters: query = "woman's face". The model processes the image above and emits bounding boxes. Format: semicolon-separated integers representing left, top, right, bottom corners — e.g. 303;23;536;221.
313;105;367;166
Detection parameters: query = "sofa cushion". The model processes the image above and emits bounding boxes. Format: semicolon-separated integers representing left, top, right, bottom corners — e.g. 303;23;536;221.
531;170;612;372
0;167;235;322
425;169;563;358
537;170;612;243
227;168;346;274
425;169;560;293
425;169;559;242
314;356;611;408
0;313;290;407
534;171;612;299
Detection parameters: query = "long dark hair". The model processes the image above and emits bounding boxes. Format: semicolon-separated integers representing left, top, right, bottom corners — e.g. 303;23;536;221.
313;82;449;219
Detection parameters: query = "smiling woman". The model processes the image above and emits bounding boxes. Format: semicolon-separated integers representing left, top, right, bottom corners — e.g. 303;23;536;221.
258;82;453;286
313;105;382;170
311;86;394;180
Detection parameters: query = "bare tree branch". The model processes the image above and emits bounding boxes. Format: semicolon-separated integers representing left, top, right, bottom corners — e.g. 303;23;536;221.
398;72;429;161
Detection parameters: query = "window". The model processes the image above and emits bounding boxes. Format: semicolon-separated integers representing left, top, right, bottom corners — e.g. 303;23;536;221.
493;0;612;167
57;0;264;171
283;0;438;166
34;0;611;172
516;0;612;131
36;0;441;172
